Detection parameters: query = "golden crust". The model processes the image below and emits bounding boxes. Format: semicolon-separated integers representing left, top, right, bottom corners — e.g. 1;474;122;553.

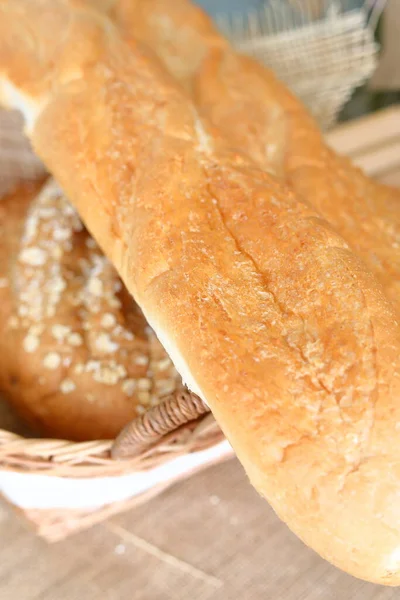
114;0;400;312
2;0;400;584
0;179;179;440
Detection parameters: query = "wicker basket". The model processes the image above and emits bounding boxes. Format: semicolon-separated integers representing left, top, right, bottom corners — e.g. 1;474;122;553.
0;401;231;542
0;369;232;543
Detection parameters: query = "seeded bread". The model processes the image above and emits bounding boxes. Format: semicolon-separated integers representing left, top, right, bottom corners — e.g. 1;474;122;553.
0;179;179;440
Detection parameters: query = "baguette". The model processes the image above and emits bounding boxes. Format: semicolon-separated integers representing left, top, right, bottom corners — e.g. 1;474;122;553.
0;178;179;440
113;0;400;311
1;0;400;584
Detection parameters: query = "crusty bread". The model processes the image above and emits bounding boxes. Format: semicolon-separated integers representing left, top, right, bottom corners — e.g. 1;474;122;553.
114;0;400;311
2;0;400;585
0;178;179;440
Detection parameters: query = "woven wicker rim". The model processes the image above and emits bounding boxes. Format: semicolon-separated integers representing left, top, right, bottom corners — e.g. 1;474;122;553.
111;390;210;459
0;390;223;477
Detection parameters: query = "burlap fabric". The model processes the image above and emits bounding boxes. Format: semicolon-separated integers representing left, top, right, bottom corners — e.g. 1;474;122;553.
217;0;380;129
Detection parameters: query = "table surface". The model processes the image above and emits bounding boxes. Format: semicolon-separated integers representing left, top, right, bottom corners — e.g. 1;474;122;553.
1;107;400;600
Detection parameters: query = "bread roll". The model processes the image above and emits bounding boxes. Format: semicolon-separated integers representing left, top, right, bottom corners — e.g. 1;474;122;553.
0;178;179;440
2;1;400;584
113;0;400;311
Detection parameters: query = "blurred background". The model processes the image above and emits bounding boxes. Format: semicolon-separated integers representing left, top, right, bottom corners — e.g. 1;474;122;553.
197;0;399;125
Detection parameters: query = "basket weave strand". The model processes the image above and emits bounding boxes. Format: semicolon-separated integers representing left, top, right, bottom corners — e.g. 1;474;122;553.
111;390;210;459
